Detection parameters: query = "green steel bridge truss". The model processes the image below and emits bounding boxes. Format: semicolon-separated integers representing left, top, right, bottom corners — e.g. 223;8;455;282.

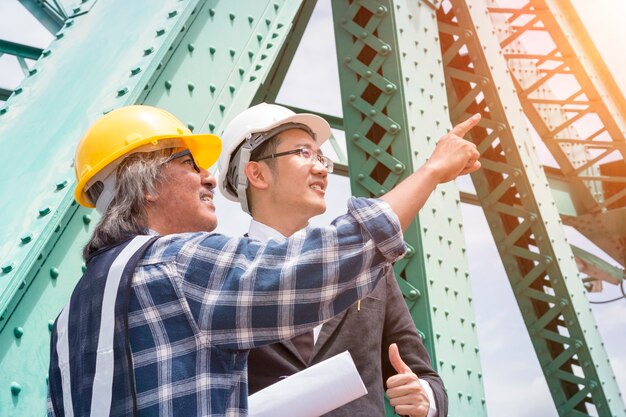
0;0;624;416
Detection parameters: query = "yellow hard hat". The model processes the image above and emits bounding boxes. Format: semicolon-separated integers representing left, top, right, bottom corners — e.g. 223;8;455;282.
74;105;222;208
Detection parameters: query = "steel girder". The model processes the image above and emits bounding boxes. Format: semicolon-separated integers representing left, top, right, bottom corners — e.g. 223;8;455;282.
486;0;626;268
331;1;486;415
437;0;625;415
0;1;312;414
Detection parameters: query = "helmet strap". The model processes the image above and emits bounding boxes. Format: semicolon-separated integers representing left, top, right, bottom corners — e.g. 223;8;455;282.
236;147;252;215
95;173;117;214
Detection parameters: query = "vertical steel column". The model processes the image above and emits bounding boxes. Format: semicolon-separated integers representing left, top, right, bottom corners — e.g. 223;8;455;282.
437;0;625;415
331;1;486;415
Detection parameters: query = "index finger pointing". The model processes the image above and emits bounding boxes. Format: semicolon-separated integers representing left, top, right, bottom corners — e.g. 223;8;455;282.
450;113;481;137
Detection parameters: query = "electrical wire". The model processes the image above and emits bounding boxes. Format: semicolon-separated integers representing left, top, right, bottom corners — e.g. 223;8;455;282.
589;281;626;304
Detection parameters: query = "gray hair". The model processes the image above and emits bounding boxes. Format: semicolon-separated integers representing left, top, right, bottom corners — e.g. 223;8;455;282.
82;149;171;259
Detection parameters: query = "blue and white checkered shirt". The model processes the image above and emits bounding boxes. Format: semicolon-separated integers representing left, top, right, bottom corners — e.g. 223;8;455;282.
49;197;405;416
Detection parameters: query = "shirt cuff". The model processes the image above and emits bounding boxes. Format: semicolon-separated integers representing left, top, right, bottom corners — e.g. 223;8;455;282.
347;197;406;262
420;379;437;417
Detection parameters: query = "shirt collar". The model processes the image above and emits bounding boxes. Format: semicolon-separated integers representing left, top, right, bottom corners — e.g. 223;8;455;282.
247;219;287;243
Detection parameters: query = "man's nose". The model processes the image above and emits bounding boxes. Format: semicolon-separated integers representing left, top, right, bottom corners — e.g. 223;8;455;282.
311;159;328;176
201;169;217;189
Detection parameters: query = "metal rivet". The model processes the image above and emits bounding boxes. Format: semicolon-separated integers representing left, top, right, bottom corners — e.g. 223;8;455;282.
143;47;154;56
229;85;235;94
39;207;51;217
81;263;87;273
156;28;166;36
28;68;38;76
83;214;91;224
10;382;21;396
57;180;68;191
50;267;59;279
209;8;215;16
164;80;172;89
249;76;257;82
187;123;195;132
229;12;236;20
48;320;55;331
0;107;7;115
168;10;178;17
65;19;75;27
248;16;254;24
229;49;236;57
209;46;216;55
209;123;216;132
56;32;64;39
14;327;24;338
188;82;195;91
209;84;216;93
131;67;141;76
117;87;128;97
20;234;32;244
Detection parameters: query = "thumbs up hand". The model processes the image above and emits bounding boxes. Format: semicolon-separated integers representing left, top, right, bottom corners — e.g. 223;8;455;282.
386;343;430;417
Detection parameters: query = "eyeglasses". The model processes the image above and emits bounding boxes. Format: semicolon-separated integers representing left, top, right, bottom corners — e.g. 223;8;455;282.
167;149;201;173
254;148;334;173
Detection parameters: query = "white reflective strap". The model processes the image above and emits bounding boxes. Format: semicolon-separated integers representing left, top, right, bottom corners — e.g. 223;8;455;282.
90;235;153;417
56;305;74;417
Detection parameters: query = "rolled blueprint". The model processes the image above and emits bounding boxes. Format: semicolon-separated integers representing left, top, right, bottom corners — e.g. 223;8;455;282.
248;350;367;417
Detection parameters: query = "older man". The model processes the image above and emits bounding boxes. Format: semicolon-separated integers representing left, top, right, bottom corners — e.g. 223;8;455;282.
48;105;480;417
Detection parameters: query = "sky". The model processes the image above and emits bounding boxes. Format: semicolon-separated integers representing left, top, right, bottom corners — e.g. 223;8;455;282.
1;1;625;416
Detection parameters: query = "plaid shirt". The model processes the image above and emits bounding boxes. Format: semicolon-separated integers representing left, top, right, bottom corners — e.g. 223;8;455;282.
48;197;405;416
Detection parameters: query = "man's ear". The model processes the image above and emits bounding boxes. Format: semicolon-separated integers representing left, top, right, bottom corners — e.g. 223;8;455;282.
244;161;270;191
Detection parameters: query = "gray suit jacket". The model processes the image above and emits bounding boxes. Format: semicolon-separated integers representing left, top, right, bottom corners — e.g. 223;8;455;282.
247;271;448;416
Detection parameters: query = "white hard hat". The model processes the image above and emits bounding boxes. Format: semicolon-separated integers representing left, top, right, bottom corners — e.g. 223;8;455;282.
218;103;331;214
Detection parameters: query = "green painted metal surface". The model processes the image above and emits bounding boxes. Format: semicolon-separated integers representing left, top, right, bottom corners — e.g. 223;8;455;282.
0;39;43;60
331;1;486;415
487;0;626;268
0;204;99;416
438;0;625;414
